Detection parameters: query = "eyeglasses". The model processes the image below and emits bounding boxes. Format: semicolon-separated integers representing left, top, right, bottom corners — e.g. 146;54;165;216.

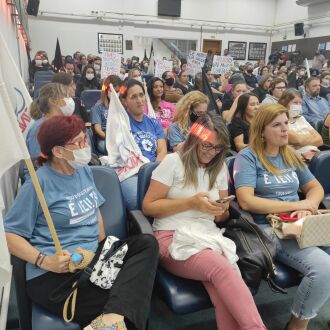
65;134;88;148
201;142;224;153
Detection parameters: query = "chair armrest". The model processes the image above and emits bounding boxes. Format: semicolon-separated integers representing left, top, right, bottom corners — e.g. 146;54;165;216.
128;210;153;235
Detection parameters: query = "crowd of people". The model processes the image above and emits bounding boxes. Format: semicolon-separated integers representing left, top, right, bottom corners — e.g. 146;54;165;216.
4;46;330;330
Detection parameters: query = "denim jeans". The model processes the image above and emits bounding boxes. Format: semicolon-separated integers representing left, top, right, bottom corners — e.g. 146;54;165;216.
260;224;330;320
96;139;107;155
120;174;138;210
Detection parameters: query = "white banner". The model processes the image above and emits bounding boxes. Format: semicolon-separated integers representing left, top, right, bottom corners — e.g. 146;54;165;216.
187;51;207;76
211;55;234;75
101;52;122;79
155;59;173;78
0;33;33;137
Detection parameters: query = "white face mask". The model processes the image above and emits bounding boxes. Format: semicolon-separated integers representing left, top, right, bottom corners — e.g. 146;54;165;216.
67;146;91;169
42;59;48;65
86;73;95;80
35;59;42;66
134;76;142;82
119;74;125;80
60;97;75;116
322;79;330;86
289;104;302;118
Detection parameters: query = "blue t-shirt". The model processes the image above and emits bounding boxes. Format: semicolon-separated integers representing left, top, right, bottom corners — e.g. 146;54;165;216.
4;165;105;280
129;114;165;162
91;101;108;131
26;117;44;159
168;122;188;149
233;147;314;224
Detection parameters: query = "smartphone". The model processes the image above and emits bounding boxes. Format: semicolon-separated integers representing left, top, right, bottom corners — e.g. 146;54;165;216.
278;213;298;222
216;195;235;204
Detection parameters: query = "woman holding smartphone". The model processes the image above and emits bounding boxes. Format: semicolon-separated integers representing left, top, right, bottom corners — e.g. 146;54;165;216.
143;114;266;330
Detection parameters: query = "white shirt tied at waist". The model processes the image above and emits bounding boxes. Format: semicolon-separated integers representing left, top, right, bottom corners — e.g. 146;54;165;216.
168;220;241;274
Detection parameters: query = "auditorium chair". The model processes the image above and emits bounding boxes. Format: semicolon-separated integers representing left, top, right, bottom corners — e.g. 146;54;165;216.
308;150;330;209
11;166;152;330
34;70;54;82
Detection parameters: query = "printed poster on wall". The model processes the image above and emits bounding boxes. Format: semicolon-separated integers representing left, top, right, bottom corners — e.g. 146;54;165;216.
228;41;247;60
98;33;123;54
211;55;234;75
248;42;267;60
101;52;122;78
155;60;173;78
187;50;207;76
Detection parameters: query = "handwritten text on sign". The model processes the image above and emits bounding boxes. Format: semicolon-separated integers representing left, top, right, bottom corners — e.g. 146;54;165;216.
155;60;173;78
211;56;234;75
101;52;121;78
187;51;207;76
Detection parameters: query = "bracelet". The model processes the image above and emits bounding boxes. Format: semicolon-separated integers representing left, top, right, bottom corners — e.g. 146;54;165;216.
39;255;47;267
34;252;43;267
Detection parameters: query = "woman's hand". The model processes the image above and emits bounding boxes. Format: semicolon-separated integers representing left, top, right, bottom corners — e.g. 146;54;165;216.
290;209;313;219
294;199;318;215
190;192;227;216
42;250;71;273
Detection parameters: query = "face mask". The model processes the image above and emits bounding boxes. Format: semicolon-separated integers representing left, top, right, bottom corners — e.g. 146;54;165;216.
247;69;253;74
108;91;111;99
299;70;305;76
86;73;94;80
134;76;142;82
119;74;125;80
35;59;42;66
190;111;200;123
42;59;48;65
289;104;302;118
67;146;91;169
94;64;101;71
165;77;174;86
60;97;75;116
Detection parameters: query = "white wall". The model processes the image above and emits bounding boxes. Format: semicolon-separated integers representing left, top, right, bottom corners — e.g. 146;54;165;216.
0;0;29;82
272;0;330;42
28;0;273;62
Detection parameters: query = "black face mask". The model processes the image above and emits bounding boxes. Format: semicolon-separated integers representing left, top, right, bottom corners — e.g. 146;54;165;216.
165;77;174;86
247;69;253;74
190;111;200;123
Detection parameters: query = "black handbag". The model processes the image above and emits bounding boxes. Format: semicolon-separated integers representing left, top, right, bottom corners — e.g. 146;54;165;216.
222;212;286;293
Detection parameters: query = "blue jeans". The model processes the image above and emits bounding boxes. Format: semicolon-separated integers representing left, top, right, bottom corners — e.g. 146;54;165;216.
120;174;138;210
96;139;107;155
260;224;330;320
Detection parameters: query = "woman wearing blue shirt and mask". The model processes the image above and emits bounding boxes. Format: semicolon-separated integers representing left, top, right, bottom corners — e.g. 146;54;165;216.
5;115;158;330
233;104;330;330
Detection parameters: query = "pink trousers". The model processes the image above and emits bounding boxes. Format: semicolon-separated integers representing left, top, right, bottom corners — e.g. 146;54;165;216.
154;230;266;330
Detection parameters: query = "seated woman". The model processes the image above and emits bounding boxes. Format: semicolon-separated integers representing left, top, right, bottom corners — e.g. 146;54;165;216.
233;104;330;330
119;80;167;210
162;70;183;103
51;72;90;123
229;93;260;152
143;114;266;330
168;91;208;152
5;115;158;330
91;75;122;155
26;83;74;161
261;78;287;105
253;73;273;103
173;70;193;95
146;77;175;133
76;65;101;97
278;89;323;160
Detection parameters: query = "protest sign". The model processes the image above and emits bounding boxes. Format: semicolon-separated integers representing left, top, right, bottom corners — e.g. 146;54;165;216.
211;55;234;75
155;59;173;78
187;51;207;76
101;52;121;78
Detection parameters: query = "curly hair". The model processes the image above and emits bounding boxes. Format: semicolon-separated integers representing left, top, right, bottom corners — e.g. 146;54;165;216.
173;91;209;135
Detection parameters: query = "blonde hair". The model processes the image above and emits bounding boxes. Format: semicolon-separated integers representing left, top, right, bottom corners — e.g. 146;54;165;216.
249;104;305;175
173;91;209;134
179;113;230;189
38;83;68;114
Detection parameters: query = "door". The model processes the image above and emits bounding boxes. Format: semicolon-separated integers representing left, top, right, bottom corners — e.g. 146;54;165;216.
203;39;222;55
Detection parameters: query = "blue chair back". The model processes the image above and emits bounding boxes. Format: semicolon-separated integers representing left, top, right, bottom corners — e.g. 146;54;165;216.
309;150;330;195
34;80;50;99
80;90;101;112
11;166;126;330
34;70;54;81
225;156;236;196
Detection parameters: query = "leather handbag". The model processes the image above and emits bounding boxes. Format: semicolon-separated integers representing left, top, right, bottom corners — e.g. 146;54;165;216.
267;210;330;249
222;213;286;293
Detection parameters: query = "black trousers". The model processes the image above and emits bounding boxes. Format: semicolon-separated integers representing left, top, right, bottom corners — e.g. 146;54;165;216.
27;234;159;330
